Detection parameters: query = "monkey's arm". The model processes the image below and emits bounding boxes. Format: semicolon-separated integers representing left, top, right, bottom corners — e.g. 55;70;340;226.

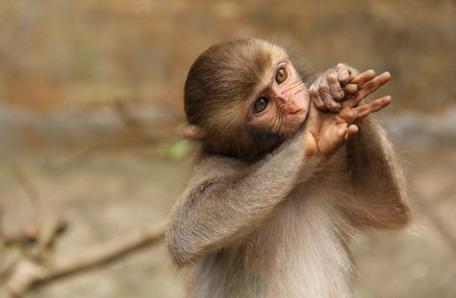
307;65;409;228
166;133;321;266
345;116;410;229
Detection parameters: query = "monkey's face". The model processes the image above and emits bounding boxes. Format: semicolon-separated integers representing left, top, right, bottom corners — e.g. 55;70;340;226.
245;59;310;138
183;39;312;160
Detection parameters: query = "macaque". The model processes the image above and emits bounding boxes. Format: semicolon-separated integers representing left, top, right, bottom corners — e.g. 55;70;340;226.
166;38;409;298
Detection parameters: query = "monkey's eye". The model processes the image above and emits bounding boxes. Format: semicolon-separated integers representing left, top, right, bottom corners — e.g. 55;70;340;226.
252;96;269;114
275;67;288;84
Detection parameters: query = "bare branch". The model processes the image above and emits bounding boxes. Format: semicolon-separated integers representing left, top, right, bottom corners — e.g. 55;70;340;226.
31;218;68;261
1;221;167;298
42;221;166;284
1;226;38;247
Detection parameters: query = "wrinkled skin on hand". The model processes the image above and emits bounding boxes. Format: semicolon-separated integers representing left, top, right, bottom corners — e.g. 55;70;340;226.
303;66;392;158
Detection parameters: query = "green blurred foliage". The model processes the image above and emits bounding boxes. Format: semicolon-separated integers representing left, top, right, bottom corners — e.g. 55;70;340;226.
158;139;193;160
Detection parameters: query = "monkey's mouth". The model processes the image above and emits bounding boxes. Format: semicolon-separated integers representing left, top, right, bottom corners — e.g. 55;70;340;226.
289;108;304;115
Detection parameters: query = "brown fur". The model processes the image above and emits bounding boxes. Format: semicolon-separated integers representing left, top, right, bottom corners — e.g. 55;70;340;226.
184;39;312;161
168;39;410;298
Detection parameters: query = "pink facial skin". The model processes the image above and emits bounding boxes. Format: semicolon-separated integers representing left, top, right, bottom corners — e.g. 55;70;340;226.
247;61;310;137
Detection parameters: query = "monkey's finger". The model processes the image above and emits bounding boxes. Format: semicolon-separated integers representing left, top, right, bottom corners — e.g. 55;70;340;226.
348;72;391;107
345;124;359;141
353;95;392;118
336;125;348;143
347;66;357;82
350;69;376;87
336;63;350;86
319;78;341;112
327;72;345;101
343;84;358;95
339;108;358;124
355;115;368;127
309;79;325;111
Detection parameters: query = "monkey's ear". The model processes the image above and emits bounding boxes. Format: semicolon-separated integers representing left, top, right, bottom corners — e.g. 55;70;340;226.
180;125;205;140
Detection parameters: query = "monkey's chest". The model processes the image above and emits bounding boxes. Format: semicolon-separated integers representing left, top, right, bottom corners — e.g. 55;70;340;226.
191;152;354;298
192;191;353;298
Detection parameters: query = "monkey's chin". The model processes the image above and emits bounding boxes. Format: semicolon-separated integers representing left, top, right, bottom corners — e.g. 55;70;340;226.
280;111;309;138
294;112;309;133
291;105;310;135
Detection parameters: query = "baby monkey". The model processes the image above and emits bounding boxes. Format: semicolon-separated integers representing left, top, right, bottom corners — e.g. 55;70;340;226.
167;39;409;298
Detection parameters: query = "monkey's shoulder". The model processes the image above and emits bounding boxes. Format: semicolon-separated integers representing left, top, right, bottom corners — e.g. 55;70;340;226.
188;154;248;185
193;154;247;172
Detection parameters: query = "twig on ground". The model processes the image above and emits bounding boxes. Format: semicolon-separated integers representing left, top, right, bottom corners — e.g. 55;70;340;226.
0;220;167;298
0;226;39;247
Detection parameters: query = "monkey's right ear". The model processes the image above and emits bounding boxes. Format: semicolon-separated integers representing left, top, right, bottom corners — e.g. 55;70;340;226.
180;125;205;140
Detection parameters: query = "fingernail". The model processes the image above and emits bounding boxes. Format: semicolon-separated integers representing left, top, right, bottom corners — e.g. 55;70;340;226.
345;84;358;93
328;73;337;80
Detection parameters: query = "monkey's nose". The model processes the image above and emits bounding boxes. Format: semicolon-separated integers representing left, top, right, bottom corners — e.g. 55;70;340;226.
276;95;289;104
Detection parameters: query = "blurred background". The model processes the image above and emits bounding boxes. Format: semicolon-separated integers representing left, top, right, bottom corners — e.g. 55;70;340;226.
0;0;455;297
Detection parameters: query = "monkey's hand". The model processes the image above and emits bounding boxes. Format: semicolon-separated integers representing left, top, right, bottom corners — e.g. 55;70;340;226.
303;71;392;158
309;63;359;112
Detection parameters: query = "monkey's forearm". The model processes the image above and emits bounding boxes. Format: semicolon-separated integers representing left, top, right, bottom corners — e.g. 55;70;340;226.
346;117;409;228
167;133;321;266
